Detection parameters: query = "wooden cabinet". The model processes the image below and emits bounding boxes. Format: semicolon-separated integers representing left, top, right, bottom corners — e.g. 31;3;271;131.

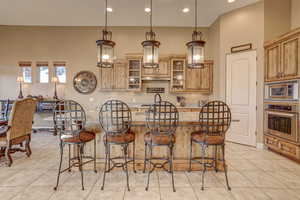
265;29;300;82
170;57;213;94
142;57;170;78
265;44;281;81
99;60;127;91
264;134;300;161
127;57;142;91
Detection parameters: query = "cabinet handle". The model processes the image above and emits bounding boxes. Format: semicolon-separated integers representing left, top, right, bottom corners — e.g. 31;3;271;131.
232;120;240;122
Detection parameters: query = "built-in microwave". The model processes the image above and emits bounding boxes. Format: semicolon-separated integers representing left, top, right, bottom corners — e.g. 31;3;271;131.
265;80;299;101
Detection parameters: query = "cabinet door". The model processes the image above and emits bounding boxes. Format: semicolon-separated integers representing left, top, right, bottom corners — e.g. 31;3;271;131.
142;57;170;77
282;36;299;79
156;58;170;77
199;64;212;92
265;44;281;81
99;68;114;90
114;63;127;90
185;68;201;90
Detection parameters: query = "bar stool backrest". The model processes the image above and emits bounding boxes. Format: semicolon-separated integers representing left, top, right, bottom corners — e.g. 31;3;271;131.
99;100;132;135
146;101;179;136
199;101;231;136
53;100;86;137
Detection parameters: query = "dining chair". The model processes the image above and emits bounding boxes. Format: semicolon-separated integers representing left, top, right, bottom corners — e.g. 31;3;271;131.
189;100;231;190
53;100;97;191
99;100;136;191
0;98;37;166
143;99;179;192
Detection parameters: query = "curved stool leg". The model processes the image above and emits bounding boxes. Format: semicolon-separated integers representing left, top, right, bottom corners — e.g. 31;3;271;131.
101;143;109;190
94;138;97;173
54;142;64;191
201;144;207;191
222;144;231;191
214;145;218;173
145;144;153;191
133;141;136;173
170;144;176;192
189;139;193;172
78;144;84;190
68;144;71;172
143;143;147;173
123;144;130;191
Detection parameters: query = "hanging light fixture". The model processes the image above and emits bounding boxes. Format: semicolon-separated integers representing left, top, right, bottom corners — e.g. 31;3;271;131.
96;0;115;68
186;0;205;68
142;0;160;68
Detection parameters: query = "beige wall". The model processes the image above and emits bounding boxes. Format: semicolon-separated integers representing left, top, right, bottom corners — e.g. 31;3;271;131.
214;2;265;145
264;0;291;41
207;18;221;99
292;0;300;29
0;26;211;121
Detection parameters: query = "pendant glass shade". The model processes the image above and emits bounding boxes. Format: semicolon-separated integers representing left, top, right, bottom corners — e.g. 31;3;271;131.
186;40;205;68
96;30;115;68
186;30;205;68
142;35;160;68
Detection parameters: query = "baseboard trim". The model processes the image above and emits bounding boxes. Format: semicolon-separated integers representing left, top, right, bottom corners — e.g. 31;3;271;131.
256;142;264;149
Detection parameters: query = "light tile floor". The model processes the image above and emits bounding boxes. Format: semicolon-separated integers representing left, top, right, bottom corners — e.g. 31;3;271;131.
1;132;300;200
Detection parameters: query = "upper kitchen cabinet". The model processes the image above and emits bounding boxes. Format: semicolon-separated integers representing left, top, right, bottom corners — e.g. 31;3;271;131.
265;28;300;82
126;55;142;92
170;56;213;94
99;59;127;91
142;56;171;78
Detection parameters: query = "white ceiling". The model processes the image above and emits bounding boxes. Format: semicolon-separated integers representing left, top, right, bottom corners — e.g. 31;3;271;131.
0;0;259;27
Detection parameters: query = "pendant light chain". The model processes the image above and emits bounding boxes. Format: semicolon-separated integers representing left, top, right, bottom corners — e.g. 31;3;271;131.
195;0;197;32
150;0;153;32
105;0;108;31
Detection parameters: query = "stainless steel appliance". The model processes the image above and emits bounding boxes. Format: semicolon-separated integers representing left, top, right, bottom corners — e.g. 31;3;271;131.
265;80;299;101
264;103;299;143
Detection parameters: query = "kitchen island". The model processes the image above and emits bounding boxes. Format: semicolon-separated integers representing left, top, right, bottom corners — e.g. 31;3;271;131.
84;106;225;171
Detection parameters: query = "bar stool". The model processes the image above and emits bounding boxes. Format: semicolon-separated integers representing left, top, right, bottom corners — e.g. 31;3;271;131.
99;100;136;191
53;100;97;191
189;100;231;190
143;100;179;192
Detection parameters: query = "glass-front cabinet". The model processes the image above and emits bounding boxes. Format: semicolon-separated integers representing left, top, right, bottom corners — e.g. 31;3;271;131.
127;57;142;91
170;58;185;92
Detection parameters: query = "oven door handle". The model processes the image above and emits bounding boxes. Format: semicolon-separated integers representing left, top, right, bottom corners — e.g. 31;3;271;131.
266;111;297;117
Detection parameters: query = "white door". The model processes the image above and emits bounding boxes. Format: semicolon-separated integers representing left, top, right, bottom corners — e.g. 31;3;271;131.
226;50;257;147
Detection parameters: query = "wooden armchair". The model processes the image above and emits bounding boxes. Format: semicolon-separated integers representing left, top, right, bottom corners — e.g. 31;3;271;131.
0;98;37;166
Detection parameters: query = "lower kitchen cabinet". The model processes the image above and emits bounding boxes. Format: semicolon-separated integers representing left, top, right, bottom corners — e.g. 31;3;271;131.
264;134;300;161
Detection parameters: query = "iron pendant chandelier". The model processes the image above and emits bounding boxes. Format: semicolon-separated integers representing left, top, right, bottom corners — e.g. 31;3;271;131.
96;0;115;68
142;0;160;68
186;0;206;68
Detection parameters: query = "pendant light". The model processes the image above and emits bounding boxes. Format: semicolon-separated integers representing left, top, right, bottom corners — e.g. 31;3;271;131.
96;0;115;68
142;0;160;68
186;0;205;68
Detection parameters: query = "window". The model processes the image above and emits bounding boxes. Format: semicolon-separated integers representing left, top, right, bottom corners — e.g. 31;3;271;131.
37;62;49;83
19;62;32;83
54;62;67;83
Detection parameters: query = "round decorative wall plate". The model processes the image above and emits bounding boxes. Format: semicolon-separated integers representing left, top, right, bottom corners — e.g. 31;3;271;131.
73;71;97;94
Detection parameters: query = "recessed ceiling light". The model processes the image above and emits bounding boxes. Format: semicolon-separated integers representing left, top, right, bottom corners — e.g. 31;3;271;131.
107;7;113;12
182;8;190;13
228;0;235;3
145;7;151;13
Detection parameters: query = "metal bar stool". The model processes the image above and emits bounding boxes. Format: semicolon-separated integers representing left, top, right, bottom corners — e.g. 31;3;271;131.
99;100;136;191
53;100;97;191
143;99;179;192
189;100;231;190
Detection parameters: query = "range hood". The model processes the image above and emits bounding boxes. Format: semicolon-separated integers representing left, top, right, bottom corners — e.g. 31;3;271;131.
142;76;171;81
